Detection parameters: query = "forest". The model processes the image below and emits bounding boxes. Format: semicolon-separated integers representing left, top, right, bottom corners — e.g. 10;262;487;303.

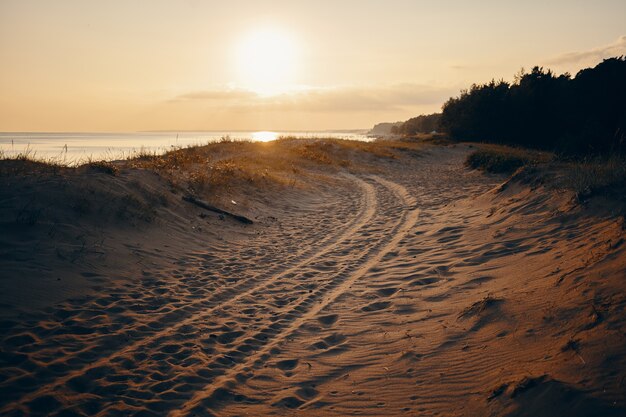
391;113;441;136
397;57;626;155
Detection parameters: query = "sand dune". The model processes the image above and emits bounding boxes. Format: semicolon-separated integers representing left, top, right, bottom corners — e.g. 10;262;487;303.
1;141;624;416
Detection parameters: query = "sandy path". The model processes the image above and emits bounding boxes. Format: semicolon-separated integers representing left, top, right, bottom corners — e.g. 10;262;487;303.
1;171;422;416
2;145;624;417
170;176;420;416
4;176;374;396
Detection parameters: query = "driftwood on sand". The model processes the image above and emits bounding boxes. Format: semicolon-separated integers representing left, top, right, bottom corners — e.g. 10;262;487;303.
182;195;253;224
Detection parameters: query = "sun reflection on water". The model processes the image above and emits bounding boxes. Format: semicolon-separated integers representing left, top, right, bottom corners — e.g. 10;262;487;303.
252;131;278;142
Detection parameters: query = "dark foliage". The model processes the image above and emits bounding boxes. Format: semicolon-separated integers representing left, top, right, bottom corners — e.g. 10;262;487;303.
439;57;626;155
392;113;442;135
370;121;403;135
466;150;529;174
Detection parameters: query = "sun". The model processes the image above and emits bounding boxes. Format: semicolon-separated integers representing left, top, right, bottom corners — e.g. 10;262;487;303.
234;27;299;96
252;131;278;142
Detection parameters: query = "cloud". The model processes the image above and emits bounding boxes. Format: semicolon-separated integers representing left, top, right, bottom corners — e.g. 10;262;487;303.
544;35;626;68
169;83;456;114
263;84;455;112
171;89;258;102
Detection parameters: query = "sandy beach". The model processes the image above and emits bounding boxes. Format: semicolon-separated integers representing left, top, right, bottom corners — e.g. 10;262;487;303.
1;139;625;416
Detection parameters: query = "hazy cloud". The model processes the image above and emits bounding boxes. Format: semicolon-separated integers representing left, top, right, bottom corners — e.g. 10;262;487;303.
545;35;626;68
269;84;455;112
172;89;258;102
170;83;456;113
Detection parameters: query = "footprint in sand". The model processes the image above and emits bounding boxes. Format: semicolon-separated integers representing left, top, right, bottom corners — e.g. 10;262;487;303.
361;301;392;312
376;287;399;297
276;358;299;371
317;314;339;326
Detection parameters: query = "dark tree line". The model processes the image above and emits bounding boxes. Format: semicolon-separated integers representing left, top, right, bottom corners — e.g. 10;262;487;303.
392;113;441;135
439;57;626;155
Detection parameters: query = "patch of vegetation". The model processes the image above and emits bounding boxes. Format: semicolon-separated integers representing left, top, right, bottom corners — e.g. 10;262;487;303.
392;113;441;136
117;194;155;223
2;137;430;222
84;160;119;176
468;144;626;203
465;145;552;174
125;137;425;197
0;149;66;176
557;156;626;199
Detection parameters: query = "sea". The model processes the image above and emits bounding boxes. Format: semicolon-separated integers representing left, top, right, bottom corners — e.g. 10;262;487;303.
0;130;373;165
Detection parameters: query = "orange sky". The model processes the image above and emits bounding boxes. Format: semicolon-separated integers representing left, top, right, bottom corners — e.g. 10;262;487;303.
1;0;625;131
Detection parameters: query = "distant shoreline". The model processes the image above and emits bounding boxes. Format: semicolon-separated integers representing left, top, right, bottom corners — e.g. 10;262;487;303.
0;130;374;163
0;129;370;134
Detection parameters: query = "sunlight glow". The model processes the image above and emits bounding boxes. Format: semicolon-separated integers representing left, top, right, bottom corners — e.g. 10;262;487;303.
235;28;299;96
252;131;278;142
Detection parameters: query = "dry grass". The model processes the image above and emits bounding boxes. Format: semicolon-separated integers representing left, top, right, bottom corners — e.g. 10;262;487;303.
0;148;120;177
556;156;626;198
465;143;626;202
123;137;426;197
84;160;119;176
405;132;451;145
466;144;553;174
0;158;65;177
0;137;428;222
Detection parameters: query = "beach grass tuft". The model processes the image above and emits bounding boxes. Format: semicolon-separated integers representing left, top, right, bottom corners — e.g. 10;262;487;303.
465;144;552;174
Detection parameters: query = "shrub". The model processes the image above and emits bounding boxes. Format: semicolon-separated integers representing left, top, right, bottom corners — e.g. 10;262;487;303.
465;146;551;174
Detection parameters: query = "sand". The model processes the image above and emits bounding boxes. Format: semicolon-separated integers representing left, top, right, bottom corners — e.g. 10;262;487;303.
0;142;625;416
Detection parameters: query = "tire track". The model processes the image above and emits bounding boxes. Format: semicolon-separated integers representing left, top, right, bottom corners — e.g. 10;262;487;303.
169;176;419;417
0;175;379;415
25;174;364;368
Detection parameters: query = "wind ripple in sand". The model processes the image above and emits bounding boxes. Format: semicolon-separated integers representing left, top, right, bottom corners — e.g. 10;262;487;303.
0;175;394;416
170;176;419;416
2;146;625;417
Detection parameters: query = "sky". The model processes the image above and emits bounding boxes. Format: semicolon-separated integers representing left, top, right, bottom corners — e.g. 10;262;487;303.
1;0;625;132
